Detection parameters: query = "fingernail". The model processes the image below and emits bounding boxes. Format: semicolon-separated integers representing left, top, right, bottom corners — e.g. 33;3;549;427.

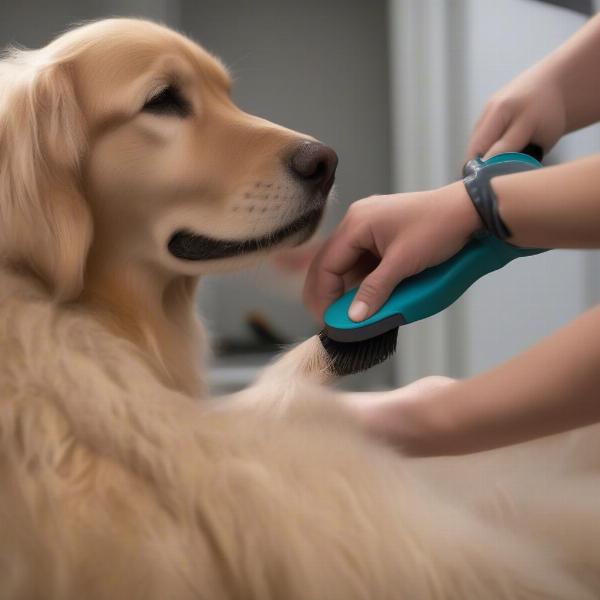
348;300;369;322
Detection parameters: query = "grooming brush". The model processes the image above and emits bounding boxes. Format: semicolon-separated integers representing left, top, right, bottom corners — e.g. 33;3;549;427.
319;147;546;376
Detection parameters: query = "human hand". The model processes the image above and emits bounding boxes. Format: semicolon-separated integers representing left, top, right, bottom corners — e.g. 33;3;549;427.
303;182;481;323
467;63;566;160
342;376;458;456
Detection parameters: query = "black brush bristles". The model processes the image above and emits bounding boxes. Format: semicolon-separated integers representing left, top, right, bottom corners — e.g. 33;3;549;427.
318;328;399;376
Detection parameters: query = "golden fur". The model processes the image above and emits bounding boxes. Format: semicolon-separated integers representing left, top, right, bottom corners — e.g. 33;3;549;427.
1;18;600;599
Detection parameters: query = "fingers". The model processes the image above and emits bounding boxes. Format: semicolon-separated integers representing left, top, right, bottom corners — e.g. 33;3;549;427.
483;118;533;159
348;246;410;321
467;97;536;160
466;104;508;159
340;253;380;291
302;254;346;324
303;217;376;321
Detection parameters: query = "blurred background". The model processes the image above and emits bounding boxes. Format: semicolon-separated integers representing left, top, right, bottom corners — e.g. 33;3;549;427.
3;0;600;392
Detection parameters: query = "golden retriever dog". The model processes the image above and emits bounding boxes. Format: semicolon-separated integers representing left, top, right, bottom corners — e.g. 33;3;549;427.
1;18;600;599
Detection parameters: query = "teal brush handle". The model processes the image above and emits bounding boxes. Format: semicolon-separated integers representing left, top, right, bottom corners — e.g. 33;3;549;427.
323;151;546;342
324;236;544;341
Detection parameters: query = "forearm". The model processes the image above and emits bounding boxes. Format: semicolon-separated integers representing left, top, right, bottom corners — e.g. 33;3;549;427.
540;12;600;132
492;153;600;248
397;304;600;456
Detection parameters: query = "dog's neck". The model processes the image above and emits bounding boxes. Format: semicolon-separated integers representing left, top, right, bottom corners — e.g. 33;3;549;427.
82;249;206;398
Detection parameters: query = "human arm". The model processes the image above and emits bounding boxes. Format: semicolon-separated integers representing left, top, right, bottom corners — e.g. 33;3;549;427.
468;12;600;158
494;153;600;248
304;152;600;322
348;303;600;456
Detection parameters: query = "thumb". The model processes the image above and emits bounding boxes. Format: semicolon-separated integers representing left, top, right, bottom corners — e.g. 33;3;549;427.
348;253;408;322
483;122;532;159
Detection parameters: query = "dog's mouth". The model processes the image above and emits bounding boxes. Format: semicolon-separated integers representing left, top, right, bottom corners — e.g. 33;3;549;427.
167;206;324;261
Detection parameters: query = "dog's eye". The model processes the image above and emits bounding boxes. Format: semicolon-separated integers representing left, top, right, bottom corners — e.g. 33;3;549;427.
142;85;191;117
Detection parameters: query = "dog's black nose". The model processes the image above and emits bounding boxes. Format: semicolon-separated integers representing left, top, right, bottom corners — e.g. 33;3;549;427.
289;141;338;193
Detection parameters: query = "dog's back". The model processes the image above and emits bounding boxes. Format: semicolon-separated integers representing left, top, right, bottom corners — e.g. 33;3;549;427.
2;269;600;600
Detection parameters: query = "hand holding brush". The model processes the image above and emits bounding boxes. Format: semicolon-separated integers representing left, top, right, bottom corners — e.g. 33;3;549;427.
303;13;600;455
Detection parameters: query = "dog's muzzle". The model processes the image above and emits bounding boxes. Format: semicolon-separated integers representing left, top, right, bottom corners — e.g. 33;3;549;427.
168;142;337;262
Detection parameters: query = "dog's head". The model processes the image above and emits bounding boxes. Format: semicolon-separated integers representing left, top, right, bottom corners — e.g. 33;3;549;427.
0;18;337;300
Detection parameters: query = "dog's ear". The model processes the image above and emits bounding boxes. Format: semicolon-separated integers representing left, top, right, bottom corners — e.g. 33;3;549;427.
0;54;93;301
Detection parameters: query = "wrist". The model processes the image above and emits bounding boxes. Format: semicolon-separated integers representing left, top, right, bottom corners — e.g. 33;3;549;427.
462;154;544;241
440;181;483;239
